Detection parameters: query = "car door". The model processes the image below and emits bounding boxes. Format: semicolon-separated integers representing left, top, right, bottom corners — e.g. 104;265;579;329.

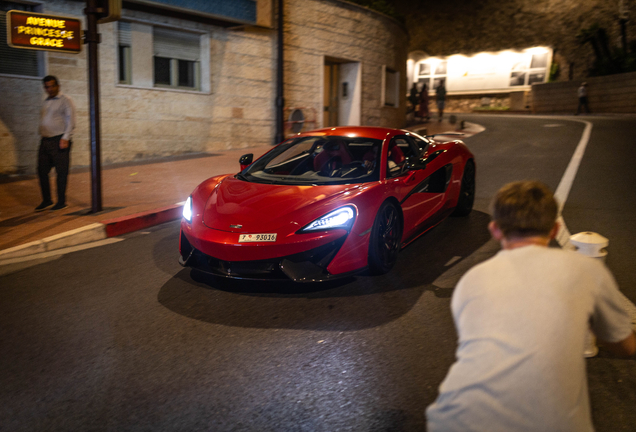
388;135;450;242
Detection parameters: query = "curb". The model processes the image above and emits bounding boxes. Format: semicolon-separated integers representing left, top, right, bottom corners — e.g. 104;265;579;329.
0;223;107;260
0;204;184;261
102;204;182;237
409;121;484;139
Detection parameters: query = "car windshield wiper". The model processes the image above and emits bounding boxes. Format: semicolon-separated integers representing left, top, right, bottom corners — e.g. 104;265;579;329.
278;177;317;183
235;173;275;184
247;177;278;185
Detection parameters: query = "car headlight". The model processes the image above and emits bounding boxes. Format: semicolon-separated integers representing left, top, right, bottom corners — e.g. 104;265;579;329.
183;196;193;222
299;206;355;233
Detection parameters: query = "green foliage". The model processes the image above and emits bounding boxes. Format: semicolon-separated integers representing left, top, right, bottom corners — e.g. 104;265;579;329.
549;62;560;82
345;0;404;22
577;24;636;77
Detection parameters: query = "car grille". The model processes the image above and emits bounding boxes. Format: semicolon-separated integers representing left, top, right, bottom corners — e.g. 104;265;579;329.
180;231;346;282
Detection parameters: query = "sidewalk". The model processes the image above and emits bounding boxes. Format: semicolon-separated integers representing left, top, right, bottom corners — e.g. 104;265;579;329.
0;120;467;260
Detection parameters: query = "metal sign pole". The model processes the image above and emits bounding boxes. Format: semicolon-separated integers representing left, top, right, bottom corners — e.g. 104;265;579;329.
274;0;284;144
84;0;103;213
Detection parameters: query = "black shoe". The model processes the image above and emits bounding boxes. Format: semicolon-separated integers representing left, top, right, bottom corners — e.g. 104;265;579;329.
51;202;68;211
35;200;53;212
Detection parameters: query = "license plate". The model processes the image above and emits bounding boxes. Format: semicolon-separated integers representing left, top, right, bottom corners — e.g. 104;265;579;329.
239;233;277;243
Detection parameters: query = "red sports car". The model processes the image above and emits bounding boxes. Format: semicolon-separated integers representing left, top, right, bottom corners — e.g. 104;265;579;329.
179;126;475;282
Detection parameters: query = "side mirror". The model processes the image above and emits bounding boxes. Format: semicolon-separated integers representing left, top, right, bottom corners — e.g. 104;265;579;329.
239;153;253;171
424;149;446;164
405;156;427;171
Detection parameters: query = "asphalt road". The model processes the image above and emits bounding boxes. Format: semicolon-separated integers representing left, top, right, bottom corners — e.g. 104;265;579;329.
1;114;635;431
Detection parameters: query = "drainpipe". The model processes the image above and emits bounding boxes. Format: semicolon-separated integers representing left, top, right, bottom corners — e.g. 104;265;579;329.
275;0;285;144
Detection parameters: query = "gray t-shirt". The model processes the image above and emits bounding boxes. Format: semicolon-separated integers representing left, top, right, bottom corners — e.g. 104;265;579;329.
426;245;632;432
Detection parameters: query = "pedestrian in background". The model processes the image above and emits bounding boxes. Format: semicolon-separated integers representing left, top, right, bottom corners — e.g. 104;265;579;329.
418;83;430;121
426;180;635;432
408;82;419;113
36;75;75;212
576;81;590;115
435;79;446;121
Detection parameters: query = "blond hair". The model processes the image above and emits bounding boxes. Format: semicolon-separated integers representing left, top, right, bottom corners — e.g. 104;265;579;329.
490;181;557;238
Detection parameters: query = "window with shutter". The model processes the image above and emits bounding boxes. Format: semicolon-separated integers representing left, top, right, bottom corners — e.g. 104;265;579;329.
118;21;131;84
0;3;41;77
153;27;200;90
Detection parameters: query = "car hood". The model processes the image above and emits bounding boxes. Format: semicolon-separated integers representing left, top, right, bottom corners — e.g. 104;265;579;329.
203;176;359;232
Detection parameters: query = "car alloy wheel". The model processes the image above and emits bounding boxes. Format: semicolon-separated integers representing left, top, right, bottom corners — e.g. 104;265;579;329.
368;201;403;274
451;160;475;217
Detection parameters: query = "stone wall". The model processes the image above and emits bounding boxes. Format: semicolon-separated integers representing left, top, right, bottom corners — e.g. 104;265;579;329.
284;0;408;129
398;0;636;83
0;0;408;175
0;76;43;174
532;71;636;113
99;8;277;163
409;93;516;117
443;94;512;113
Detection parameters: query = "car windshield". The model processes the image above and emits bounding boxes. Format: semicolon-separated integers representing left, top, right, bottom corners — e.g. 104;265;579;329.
239;136;383;185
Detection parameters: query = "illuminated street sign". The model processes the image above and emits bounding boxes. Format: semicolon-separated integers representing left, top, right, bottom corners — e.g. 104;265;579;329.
6;10;82;54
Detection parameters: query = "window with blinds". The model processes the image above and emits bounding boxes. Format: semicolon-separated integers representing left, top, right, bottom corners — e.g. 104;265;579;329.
0;3;40;77
118;21;131;84
384;67;399;107
153;27;200;90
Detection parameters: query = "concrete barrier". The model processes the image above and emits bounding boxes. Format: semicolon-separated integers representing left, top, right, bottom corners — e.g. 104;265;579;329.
532;71;636;113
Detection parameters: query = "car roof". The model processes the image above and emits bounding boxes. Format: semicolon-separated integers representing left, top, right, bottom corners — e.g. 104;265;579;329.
295;126;410;141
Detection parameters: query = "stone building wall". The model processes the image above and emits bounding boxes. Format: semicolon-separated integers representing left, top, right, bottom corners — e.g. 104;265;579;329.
284;0;408;129
0;0;407;175
98;8;277;164
0;76;43;174
399;0;635;83
438;94;512;114
409;93;515;118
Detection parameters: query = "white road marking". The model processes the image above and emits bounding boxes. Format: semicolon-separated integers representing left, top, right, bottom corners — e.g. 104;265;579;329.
0;238;124;266
553;120;593;250
551;120;636;324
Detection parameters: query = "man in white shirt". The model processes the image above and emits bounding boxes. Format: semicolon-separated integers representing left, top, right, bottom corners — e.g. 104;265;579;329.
576;82;590;115
426;180;635;432
36;75;76;211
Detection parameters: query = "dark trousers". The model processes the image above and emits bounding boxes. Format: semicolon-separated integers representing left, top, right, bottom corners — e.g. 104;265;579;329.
38;135;71;204
577;96;590;114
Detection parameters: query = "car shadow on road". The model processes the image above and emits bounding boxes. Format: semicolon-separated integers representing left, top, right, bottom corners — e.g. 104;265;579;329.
157;210;493;330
